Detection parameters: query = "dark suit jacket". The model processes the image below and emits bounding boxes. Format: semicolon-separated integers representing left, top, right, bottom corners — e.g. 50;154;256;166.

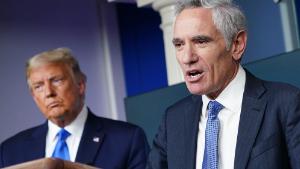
146;71;300;169
0;110;150;169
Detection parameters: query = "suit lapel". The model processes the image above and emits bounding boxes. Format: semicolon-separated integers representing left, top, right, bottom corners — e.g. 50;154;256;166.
234;71;267;169
184;95;202;169
75;111;105;165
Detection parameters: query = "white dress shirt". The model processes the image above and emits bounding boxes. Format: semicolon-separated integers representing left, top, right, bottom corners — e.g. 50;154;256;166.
196;65;246;169
45;105;88;162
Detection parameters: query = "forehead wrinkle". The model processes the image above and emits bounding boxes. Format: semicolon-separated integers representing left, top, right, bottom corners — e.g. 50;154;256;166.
175;22;216;43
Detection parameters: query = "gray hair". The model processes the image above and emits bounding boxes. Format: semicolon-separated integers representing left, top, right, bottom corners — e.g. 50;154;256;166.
175;0;247;49
26;48;87;86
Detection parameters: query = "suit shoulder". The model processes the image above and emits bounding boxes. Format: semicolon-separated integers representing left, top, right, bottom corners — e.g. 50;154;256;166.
1;124;45;147
167;94;198;110
258;80;300;110
93;115;143;132
164;94;200;118
263;80;300;96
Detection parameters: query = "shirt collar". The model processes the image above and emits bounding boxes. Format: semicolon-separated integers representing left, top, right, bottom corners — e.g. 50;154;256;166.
48;105;88;141
202;65;246;115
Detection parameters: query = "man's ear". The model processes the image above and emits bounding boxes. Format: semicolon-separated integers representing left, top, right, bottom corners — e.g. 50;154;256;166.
78;79;86;95
28;84;35;97
231;30;247;61
30;88;38;104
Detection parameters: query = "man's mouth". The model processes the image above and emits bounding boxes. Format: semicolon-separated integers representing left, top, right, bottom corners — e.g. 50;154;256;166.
188;70;203;78
47;102;60;109
184;69;205;82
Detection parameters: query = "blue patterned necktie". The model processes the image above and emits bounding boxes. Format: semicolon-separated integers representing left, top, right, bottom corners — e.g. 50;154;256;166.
202;101;224;169
52;128;71;160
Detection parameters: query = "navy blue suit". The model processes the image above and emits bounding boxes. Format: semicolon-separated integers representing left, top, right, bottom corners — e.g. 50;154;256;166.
0;111;150;169
146;71;300;169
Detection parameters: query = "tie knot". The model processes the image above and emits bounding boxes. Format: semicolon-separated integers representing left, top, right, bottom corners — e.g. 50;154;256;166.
208;101;224;119
57;128;70;141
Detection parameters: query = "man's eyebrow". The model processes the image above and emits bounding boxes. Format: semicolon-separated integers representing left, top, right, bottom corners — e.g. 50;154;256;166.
191;35;213;42
31;81;43;86
172;38;183;44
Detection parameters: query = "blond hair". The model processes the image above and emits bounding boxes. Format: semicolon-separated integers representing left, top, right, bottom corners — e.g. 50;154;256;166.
26;48;87;86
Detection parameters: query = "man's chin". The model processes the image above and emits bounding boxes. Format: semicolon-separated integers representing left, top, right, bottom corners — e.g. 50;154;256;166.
48;115;67;127
187;87;204;95
186;84;206;95
47;111;65;120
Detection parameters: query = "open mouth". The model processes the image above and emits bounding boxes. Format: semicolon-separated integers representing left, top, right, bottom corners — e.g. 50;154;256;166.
188;70;203;78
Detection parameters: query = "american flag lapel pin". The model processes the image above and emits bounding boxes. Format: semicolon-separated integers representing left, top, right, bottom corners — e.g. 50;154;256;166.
93;137;100;142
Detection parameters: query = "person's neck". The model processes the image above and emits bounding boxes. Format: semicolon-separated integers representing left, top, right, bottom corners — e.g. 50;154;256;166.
207;64;239;100
54;102;85;128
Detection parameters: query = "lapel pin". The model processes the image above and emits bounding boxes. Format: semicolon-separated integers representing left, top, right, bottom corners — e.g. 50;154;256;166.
93;137;100;142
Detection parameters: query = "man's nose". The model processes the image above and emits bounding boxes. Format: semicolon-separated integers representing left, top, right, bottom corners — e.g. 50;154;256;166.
44;82;56;98
182;44;198;65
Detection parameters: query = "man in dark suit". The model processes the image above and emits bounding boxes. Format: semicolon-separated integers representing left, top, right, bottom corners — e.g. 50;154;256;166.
146;0;300;169
0;48;149;169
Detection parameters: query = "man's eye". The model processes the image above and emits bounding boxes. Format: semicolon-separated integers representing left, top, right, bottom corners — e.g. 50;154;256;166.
53;78;63;85
172;39;184;49
174;42;183;49
34;85;41;89
33;84;43;92
195;39;208;44
193;36;212;47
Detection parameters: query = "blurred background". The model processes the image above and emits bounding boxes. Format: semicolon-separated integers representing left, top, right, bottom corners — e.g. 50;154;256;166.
1;0;299;143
